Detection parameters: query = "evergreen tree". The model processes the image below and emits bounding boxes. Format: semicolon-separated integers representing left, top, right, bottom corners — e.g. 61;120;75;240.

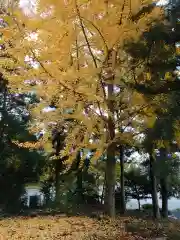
0;77;44;212
0;5;45;211
125;166;151;211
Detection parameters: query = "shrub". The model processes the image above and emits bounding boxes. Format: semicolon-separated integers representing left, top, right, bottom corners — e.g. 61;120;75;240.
142;204;153;210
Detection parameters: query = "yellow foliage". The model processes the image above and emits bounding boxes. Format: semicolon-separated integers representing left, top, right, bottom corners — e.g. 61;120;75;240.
1;0;164;160
12;140;42;149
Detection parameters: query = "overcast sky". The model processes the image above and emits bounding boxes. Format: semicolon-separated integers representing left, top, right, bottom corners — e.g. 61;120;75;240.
19;0;169;15
19;0;36;15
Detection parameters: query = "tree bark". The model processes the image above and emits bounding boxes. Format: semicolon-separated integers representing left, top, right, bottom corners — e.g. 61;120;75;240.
120;145;126;214
55;160;62;204
101;176;105;204
135;184;141;211
104;50;117;218
160;178;168;218
75;151;84;204
159;147;168;218
149;153;160;219
0;84;7;143
105;145;116;218
76;168;83;204
137;198;141;211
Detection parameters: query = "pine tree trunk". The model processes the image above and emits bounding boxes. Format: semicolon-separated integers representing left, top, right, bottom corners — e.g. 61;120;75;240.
149;153;160;219
160;178;168;218
120;145;126;214
105;145;116;218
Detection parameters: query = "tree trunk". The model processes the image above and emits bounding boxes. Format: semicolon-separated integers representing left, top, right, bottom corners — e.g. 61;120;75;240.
0;85;7;142
120;145;126;214
137;198;141;211
149;153;160;219
75;151;84;204
76;168;84;204
105;145;116;218
101;174;106;204
160;178;168;218
159;147;168;218
135;185;141;211
55;161;62;204
105;49;117;218
101;184;105;204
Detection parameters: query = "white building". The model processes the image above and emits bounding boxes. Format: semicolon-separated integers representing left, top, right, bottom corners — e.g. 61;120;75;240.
24;184;44;207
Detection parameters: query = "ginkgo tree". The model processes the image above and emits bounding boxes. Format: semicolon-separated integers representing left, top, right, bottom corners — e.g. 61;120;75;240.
2;0;166;217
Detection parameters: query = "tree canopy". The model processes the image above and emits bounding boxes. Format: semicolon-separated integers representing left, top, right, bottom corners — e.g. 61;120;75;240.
0;0;179;219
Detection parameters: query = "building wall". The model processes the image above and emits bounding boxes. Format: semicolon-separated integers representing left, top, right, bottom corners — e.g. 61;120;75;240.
25;186;44;207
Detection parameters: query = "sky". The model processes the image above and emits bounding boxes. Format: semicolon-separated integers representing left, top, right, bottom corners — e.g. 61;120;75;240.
19;0;36;15
19;0;170;15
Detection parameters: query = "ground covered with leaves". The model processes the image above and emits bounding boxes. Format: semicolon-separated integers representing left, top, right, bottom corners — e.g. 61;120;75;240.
0;214;179;239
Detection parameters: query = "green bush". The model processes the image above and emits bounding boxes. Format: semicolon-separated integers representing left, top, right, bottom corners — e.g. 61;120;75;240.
142;203;153;210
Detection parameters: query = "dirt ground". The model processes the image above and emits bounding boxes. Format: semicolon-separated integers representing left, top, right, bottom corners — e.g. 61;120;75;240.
0;214;179;239
0;215;143;240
